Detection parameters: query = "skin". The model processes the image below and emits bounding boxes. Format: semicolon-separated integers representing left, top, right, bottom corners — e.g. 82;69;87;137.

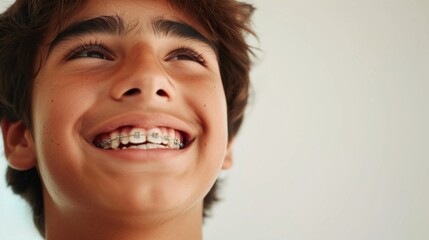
2;0;233;239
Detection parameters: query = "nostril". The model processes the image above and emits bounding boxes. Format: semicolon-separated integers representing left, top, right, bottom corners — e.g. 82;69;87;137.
124;88;141;96
156;89;168;97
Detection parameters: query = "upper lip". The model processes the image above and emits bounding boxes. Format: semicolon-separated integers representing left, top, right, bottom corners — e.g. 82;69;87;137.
84;112;195;146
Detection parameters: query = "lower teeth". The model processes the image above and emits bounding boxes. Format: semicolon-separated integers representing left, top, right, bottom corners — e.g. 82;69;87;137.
119;143;167;150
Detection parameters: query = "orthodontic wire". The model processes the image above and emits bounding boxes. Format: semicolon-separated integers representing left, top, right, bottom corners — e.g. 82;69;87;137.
96;131;184;149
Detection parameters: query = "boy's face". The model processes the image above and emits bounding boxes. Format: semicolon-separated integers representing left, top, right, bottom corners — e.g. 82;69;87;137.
29;0;229;217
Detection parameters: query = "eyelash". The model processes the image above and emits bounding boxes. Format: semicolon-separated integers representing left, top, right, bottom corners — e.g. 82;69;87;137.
166;47;206;66
65;41;113;61
65;42;206;66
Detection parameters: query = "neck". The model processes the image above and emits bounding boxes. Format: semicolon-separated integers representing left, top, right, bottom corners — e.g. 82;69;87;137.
44;195;203;240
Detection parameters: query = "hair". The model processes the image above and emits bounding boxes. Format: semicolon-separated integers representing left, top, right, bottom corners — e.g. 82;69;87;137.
0;0;255;237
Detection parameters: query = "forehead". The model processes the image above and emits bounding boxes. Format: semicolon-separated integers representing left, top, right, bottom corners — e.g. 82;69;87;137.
38;0;216;61
53;0;204;37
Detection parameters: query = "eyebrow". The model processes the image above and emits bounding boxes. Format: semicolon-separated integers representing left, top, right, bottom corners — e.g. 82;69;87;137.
48;15;215;53
151;18;214;48
49;15;125;52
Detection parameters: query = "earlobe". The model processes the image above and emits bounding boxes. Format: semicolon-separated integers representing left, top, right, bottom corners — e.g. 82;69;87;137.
222;139;234;170
1;119;37;170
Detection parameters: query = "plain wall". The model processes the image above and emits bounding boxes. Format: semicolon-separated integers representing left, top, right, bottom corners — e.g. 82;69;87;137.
1;0;428;239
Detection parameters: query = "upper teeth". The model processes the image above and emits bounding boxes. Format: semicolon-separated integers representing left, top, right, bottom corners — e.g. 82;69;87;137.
130;128;146;144
147;128;162;144
95;127;184;150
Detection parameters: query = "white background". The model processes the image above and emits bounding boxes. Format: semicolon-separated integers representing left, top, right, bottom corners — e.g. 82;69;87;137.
1;0;428;239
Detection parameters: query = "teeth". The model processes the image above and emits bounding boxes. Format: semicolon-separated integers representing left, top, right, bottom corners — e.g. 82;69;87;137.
175;129;183;144
147;143;166;149
136;144;147;150
161;128;169;145
167;128;176;149
147;128;162;144
129;128;146;144
120;127;130;145
110;131;120;149
121;144;167;150
96;126;185;150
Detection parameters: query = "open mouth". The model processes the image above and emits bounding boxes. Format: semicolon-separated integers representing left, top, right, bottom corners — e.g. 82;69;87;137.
92;126;187;150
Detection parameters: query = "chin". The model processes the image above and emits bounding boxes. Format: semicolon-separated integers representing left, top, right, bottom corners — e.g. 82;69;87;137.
93;177;202;218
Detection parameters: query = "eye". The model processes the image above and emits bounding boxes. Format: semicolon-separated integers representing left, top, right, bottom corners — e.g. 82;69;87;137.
66;44;114;61
74;50;106;59
166;47;205;65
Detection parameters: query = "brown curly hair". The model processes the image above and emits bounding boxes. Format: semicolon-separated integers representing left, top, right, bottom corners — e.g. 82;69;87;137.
0;0;255;237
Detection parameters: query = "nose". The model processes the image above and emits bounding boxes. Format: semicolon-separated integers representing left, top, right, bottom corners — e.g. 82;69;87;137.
110;47;174;103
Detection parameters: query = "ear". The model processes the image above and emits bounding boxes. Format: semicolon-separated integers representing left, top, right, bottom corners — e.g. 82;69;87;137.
1;119;37;170
222;139;235;170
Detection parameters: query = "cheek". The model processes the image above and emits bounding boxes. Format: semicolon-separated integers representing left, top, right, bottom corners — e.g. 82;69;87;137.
187;79;229;176
201;82;228;133
33;80;93;144
31;77;96;201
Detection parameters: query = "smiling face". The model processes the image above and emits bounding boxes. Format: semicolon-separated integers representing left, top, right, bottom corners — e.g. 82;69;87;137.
31;0;229;220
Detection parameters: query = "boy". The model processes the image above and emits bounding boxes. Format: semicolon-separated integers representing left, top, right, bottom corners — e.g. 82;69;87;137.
0;0;255;239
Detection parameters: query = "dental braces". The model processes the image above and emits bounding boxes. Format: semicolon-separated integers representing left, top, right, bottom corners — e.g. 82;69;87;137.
96;131;185;150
